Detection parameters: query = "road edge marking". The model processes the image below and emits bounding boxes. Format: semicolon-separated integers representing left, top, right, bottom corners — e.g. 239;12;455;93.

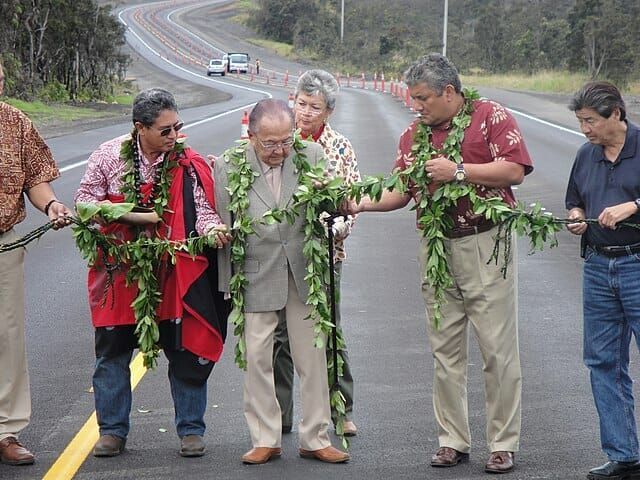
42;352;147;480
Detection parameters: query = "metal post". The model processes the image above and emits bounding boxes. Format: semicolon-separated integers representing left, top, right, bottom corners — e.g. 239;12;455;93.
340;0;345;43
442;0;448;57
326;215;339;389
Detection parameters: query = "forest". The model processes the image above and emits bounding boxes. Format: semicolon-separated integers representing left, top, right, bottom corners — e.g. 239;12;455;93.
0;1;128;100
248;0;640;85
1;0;638;101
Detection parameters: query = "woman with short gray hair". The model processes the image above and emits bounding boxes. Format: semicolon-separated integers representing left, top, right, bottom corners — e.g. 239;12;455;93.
273;69;361;436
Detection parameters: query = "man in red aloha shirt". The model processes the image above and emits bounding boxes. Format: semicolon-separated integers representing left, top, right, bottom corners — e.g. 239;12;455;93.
344;53;533;474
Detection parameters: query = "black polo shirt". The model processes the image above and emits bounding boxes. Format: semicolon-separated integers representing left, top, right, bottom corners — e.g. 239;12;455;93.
565;121;640;247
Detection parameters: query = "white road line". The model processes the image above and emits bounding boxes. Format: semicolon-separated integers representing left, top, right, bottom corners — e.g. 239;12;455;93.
508;107;583;137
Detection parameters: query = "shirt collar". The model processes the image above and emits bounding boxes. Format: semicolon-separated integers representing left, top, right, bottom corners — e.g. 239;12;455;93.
619;121;638;161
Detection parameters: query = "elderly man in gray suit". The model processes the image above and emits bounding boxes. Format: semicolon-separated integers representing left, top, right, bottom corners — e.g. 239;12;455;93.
214;99;350;465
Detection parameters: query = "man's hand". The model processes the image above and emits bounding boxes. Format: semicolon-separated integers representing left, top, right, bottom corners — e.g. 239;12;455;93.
567;207;587;235
425;156;456;182
207;224;232;248
48;201;73;229
206;154;217;167
598;201;637;230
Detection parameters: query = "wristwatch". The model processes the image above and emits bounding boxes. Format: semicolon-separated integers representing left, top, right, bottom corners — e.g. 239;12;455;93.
634;198;640;211
454;163;467;182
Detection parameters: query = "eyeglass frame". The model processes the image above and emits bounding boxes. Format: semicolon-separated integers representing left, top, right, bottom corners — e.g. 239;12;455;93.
253;131;295;150
147;121;184;137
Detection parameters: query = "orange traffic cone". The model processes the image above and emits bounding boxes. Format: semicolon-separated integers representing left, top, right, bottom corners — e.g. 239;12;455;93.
240;111;249;139
288;92;295;109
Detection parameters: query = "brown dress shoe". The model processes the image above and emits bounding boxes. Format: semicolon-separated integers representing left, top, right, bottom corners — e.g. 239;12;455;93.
485;451;514;473
0;437;35;465
180;435;206;457
299;445;350;463
343;420;358;437
93;434;126;457
431;446;469;467
241;447;282;464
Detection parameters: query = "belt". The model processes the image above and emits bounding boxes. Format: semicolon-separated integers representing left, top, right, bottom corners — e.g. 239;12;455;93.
589;242;640;257
446;222;495;239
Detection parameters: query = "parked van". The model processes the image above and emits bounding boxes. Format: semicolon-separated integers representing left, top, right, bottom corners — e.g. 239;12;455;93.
226;52;250;73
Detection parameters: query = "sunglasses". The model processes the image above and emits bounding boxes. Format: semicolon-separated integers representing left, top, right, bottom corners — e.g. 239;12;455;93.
149;121;184;137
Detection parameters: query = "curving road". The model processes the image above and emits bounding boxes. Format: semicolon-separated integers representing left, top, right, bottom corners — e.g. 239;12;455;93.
1;1;638;479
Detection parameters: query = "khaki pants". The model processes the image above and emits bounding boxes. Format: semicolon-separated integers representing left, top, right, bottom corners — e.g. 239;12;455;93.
0;229;31;441
273;262;355;426
419;226;521;453
243;270;331;450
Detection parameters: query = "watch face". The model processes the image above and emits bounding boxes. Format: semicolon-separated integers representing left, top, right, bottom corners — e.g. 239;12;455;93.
455;168;465;181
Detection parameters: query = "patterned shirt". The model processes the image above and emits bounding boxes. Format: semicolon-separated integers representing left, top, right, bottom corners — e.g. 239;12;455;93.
316;123;362;262
75;134;222;234
394;98;533;229
0;102;60;232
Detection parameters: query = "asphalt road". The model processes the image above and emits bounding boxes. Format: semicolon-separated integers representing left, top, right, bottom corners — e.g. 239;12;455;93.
2;1;639;479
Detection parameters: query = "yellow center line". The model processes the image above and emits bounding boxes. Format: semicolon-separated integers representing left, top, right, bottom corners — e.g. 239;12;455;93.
42;352;148;480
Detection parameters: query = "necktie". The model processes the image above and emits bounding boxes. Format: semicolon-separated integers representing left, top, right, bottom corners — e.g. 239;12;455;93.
265;166;281;202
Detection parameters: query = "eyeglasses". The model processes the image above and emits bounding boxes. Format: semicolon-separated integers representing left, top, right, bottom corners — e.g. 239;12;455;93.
150;121;184;137
256;136;295;150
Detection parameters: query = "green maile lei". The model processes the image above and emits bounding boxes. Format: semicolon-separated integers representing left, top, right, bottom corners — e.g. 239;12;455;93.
72;135;218;369
223;132;350;446
346;87;564;328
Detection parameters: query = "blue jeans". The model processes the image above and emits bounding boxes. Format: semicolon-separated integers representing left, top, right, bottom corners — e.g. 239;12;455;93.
93;350;207;439
583;248;640;462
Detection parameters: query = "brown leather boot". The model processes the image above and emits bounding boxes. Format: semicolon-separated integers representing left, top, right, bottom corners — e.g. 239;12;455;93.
0;437;35;465
93;434;126;457
180;435;206;457
299;445;350;463
241;447;282;464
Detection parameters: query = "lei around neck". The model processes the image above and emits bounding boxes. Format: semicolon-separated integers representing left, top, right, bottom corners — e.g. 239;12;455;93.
224;133;352;445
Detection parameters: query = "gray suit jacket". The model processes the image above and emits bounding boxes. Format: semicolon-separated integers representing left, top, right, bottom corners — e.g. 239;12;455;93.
214;141;324;313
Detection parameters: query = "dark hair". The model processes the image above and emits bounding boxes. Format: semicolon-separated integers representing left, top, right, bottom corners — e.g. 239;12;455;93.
404;53;462;95
569;81;626;121
132;88;178;125
248;98;294;133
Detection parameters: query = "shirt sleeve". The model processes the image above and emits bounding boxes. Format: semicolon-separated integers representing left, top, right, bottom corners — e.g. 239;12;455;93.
339;138;361;232
74;146;110;203
565;157;584;210
189;166;222;235
21;115;59;189
483;102;534;175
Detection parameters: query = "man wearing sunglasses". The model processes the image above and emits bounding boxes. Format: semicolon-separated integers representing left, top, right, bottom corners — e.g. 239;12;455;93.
75;88;231;458
214;98;350;465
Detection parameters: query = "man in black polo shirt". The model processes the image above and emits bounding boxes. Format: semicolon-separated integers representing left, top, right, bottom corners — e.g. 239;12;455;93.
566;81;640;480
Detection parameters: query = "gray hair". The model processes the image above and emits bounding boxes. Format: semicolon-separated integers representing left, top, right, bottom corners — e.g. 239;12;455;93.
569;81;626;121
248;98;294;134
295;69;339;110
132;88;178;125
404;53;462;95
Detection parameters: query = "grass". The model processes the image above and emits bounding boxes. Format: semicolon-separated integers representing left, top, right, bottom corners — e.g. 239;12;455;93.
461;70;640;96
2;98;114;124
245;38;294;58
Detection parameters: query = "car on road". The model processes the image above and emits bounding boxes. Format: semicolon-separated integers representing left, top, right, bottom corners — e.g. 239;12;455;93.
207;58;226;76
226;52;249;73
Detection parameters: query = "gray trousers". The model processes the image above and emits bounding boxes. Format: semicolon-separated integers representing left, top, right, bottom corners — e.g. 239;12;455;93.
273;262;354;426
